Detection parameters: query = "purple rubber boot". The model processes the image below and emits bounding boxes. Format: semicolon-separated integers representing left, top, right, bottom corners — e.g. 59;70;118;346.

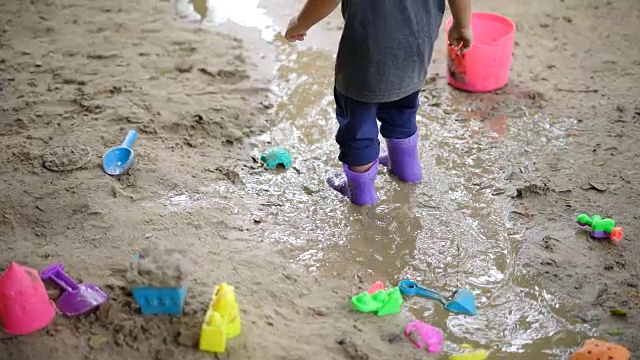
326;161;379;206
379;131;422;183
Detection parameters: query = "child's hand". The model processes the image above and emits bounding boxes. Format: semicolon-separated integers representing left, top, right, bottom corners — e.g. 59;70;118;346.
284;16;308;42
448;21;472;54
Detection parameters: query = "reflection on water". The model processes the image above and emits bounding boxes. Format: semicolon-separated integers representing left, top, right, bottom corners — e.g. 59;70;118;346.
241;45;595;357
175;0;277;40
162;1;597;358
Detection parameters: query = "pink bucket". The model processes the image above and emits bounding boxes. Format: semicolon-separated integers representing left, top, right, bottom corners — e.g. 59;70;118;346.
446;13;515;92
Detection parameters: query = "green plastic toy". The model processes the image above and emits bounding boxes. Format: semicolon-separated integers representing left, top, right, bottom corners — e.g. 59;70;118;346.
576;213;624;242
351;287;403;316
260;147;292;170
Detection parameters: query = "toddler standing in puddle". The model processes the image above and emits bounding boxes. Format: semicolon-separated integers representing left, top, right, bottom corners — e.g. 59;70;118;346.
285;0;472;206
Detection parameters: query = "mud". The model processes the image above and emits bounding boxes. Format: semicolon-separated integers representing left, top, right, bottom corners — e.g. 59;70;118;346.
481;0;640;354
0;0;417;359
0;0;639;359
268;0;640;355
126;247;193;287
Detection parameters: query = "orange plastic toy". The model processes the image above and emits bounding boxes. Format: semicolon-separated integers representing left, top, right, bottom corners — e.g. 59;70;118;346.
569;339;631;360
0;262;56;335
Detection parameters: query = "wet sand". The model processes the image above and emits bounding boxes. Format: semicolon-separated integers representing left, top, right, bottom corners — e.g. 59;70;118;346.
0;0;639;359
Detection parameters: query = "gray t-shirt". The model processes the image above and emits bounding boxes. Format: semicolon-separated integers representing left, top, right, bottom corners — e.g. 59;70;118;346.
336;0;445;103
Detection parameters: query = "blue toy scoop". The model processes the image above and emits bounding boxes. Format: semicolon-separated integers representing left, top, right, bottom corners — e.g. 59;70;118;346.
398;279;477;316
102;130;137;176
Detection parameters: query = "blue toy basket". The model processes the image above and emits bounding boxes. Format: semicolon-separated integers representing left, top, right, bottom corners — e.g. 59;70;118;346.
132;286;187;316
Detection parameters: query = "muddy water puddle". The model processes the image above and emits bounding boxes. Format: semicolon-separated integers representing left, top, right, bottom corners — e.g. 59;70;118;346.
161;1;595;358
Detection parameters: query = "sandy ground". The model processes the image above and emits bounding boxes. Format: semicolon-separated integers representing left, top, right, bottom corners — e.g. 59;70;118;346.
1;0;639;359
0;0;417;359
478;0;640;354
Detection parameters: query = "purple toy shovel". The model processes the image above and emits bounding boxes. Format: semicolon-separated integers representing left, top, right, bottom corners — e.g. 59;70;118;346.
40;263;108;317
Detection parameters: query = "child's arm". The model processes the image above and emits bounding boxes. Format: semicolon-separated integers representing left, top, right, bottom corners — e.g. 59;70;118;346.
285;0;339;42
447;0;473;53
448;0;472;29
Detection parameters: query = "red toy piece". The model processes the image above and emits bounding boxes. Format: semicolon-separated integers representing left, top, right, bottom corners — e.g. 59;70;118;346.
367;281;385;294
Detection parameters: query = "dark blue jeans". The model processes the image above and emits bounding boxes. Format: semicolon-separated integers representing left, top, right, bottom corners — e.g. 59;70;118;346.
334;87;420;166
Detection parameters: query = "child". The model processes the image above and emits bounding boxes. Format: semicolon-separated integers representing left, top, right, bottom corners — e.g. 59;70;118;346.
285;0;473;206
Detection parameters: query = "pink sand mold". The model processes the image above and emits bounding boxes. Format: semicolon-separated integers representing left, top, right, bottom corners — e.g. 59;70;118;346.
404;320;444;353
0;262;56;335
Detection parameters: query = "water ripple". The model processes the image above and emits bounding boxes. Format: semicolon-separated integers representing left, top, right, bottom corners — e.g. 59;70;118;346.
160;2;595;357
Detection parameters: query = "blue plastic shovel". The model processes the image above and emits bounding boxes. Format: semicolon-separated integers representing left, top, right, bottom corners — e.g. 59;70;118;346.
102;130;137;176
398;279;477;315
